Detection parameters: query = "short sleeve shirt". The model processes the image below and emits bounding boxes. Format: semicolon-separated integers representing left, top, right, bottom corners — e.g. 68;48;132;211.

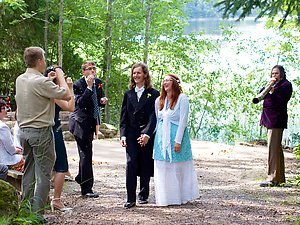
16;68;66;128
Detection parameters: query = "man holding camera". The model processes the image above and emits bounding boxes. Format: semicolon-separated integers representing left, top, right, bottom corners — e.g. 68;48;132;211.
15;47;71;217
69;60;108;198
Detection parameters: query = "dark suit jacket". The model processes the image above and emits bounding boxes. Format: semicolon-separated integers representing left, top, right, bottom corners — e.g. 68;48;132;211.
260;78;292;129
69;77;104;140
120;88;160;139
120;87;160;177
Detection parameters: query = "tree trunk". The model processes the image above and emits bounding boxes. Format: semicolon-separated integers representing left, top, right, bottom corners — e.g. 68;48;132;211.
143;0;153;64
102;0;113;123
58;0;64;66
44;0;49;63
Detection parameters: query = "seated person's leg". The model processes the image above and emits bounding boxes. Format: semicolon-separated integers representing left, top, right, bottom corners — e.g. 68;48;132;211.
0;164;8;181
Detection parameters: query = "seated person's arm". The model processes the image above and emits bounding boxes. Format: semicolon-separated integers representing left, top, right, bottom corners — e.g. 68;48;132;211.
0;125;18;155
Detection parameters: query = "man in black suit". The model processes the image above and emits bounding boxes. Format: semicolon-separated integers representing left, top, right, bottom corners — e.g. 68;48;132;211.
120;63;160;208
69;61;108;198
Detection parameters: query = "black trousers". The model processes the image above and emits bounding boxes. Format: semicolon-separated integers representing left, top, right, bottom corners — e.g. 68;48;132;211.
75;133;94;195
126;136;154;202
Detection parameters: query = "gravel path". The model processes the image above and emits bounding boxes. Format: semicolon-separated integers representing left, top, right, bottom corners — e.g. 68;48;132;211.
46;139;300;224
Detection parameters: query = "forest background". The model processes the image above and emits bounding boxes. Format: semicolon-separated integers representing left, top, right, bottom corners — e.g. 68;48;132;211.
0;0;299;146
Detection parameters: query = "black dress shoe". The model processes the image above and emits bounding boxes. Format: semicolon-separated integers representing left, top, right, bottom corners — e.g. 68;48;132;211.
124;202;136;209
138;199;148;204
82;192;99;198
260;181;280;187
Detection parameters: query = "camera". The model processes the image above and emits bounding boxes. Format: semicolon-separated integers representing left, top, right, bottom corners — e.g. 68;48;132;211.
44;66;63;84
44;66;59;77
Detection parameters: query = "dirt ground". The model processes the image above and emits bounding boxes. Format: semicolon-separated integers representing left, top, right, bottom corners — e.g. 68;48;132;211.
45;139;300;225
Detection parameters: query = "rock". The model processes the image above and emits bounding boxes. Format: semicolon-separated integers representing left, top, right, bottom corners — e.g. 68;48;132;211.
60;121;69;132
99;123;117;131
63;131;75;141
238;139;267;146
5;115;119;140
59;111;71;121
58;112;71;132
0;180;19;217
99;123;118;138
96;131;105;140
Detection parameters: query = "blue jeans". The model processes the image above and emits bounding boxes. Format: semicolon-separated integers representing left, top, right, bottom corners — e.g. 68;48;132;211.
20;126;56;214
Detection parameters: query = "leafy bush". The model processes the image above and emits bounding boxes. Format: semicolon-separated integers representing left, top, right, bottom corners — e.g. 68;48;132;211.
288;143;300;186
293;143;300;159
0;200;47;225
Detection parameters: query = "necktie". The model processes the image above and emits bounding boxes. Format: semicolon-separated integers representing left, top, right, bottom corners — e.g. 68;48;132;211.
92;84;100;123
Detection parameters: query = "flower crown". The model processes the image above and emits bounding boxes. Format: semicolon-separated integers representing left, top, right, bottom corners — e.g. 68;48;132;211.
170;76;180;84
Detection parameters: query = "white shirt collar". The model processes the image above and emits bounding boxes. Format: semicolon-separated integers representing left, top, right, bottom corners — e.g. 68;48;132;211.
135;86;145;93
135;86;145;102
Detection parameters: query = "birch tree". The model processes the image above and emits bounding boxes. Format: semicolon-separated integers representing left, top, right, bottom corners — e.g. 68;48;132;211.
143;0;153;64
58;0;64;66
102;0;113;123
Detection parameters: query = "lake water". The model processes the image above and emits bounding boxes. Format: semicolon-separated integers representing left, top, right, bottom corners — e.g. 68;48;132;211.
184;17;267;36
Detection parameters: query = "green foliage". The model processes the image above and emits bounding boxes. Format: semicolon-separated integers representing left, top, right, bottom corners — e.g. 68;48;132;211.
214;0;300;28
293;142;300;159
0;215;14;225
0;199;46;225
0;0;44;98
13;199;47;224
285;141;300;187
